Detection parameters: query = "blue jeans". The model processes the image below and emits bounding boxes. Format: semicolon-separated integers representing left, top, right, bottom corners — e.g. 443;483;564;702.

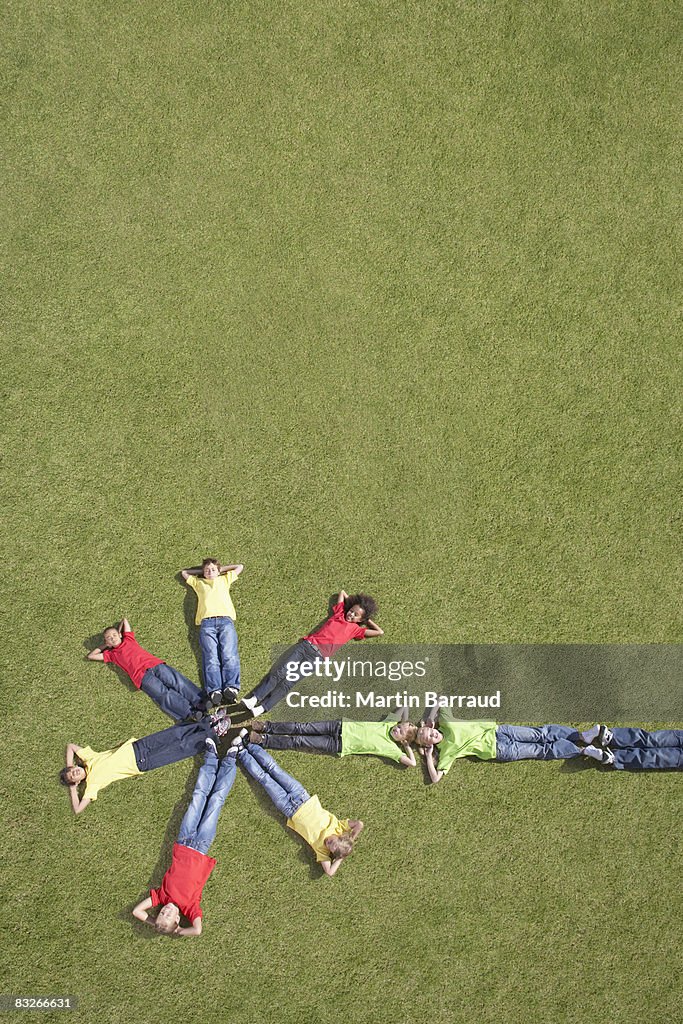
199;617;240;694
495;724;583;761
133;719;213;772
238;744;310;818
608;728;683;770
178;748;237;854
140;664;204;721
247;638;318;711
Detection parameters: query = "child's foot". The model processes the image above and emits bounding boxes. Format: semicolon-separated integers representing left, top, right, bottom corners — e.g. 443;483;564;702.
189;708;205;722
240;696;258;712
205;737;218;754
250;721;268;733
250;731;266;745
212;718;231;739
597;725;614;748
580;725;601;744
227;728;249;755
251;704;265;718
210;708;230;723
208;690;223;706
583;745;615;766
222;687;240;704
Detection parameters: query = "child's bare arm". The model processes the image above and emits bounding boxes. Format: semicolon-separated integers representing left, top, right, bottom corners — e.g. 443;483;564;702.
69;788;91;815
425;747;444;784
399;745;416;768
220;563;244;576
337;590;348;605
176;918;202;937
132;897;154;923
65;743;80;766
181;566;203;580
363;619;384;638
87;648;105;661
120;618;131;634
349;819;364;839
321;858;343;877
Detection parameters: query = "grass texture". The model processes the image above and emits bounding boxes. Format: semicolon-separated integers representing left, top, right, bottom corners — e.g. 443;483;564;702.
2;2;682;1023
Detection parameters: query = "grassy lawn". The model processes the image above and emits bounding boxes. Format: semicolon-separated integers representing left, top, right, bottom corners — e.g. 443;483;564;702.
2;2;681;1022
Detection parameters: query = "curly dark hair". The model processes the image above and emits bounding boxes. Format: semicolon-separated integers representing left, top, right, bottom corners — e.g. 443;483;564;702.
343;593;377;622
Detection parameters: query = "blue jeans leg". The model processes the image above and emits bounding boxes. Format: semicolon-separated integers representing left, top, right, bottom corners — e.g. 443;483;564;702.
216;618;240;692
495;724;583;761
238;744;310;817
199;619;222;694
609;728;683;750
178;748;219;840
248;639;315;711
140;664;204;721
180;754;238;853
133;719;212;772
612;745;683;770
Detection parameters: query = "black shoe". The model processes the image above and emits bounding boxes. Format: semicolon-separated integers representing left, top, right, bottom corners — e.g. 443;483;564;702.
222;687;240;704
208;690;223;706
189;708;205;722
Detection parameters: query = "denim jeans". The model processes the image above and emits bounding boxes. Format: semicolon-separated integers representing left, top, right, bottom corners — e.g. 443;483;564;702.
609;728;683;770
140;664;204;721
261;720;342;755
199;616;240;694
133;719;213;773
495;724;583;761
247;638;318;712
238;744;310;818
178;748;237;854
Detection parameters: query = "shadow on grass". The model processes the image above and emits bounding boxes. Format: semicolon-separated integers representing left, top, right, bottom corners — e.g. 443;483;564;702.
174;572;205;687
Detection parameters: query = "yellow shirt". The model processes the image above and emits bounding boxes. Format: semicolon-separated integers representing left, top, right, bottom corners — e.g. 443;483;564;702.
287;795;350;863
186;572;238;624
77;740;141;801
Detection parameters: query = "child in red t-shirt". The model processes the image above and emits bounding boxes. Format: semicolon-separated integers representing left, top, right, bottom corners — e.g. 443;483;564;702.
132;739;238;936
88;617;206;722
240;590;383;716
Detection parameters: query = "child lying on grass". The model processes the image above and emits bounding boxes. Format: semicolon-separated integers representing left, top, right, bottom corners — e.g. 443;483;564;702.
241;589;383;716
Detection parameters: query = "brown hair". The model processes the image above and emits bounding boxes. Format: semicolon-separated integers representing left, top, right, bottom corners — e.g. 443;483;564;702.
154;912;178;935
202;558;220;568
416;725;440;747
393;722;418;744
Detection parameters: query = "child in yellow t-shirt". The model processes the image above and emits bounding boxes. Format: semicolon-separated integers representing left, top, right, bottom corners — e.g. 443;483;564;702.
181;557;243;706
235;738;363;876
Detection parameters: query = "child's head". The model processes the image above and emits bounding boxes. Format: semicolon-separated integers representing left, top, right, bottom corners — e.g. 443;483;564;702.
103;626;123;649
343;593;377;624
60;765;86;786
416;725;443;748
324;831;355;860
201;558;220;579
390;722;418;745
154;903;181;934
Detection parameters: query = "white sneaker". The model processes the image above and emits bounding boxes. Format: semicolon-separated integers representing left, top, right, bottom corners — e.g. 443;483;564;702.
241;696;257;711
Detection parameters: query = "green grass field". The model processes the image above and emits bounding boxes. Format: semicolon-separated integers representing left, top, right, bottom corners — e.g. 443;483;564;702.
3;2;682;1022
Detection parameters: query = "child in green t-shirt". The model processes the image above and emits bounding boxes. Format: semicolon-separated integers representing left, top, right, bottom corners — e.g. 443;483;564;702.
249;715;419;767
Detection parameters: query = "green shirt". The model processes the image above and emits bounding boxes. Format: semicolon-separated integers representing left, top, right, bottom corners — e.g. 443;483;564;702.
340;721;405;762
436;720;498;775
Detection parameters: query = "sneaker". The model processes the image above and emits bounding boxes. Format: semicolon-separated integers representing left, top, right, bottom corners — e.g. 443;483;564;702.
240;696;258;712
597;725;614;748
212;718;231;739
222;687;240;704
250;731;265;745
583;745;615;766
250;721;268;733
208;690;223;706
210;708;230;723
226;743;241;756
205;737;218;755
251;704;265;718
189;708;205;722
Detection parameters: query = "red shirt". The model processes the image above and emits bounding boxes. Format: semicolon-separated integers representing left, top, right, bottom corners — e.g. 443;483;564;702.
102;630;165;689
304;601;367;657
149;843;216;922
